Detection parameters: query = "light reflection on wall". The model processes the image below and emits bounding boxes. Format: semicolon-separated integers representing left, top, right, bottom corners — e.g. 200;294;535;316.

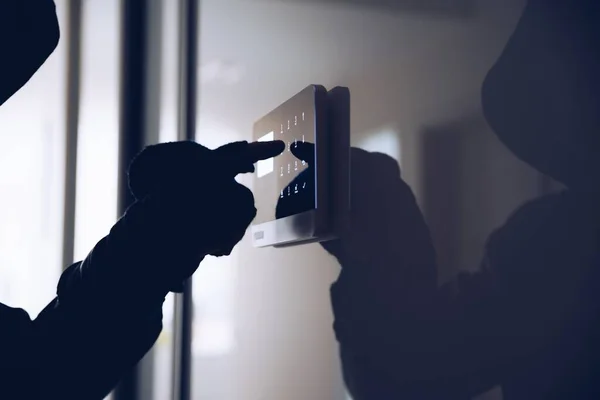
355;127;402;165
192;118;241;358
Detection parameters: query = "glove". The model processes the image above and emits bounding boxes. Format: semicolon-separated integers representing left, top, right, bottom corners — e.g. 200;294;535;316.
121;139;284;293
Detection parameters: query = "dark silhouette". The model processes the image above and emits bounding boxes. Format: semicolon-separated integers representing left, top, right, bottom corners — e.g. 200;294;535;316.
0;2;285;398
309;0;600;399
319;150;599;399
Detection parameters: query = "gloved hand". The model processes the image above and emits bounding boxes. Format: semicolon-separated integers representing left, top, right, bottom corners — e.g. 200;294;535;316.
70;140;284;307
129;140;285;291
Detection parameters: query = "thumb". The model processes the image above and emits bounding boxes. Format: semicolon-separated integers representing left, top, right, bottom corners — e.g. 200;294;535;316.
290;141;315;166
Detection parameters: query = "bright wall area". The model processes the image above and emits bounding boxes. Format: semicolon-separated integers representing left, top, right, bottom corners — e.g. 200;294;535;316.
190;0;540;399
0;0;67;317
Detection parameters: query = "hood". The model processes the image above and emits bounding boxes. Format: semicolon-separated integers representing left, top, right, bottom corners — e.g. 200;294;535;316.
481;0;600;189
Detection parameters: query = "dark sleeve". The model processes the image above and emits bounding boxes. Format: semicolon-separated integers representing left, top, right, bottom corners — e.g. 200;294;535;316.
0;303;43;399
0;263;164;400
332;193;591;399
0;0;60;106
30;199;178;399
0;199;177;399
0;277;162;400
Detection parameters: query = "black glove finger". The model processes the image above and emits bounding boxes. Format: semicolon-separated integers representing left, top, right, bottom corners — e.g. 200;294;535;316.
215;140;285;178
246;140;286;164
290;141;315;166
130;140;284;201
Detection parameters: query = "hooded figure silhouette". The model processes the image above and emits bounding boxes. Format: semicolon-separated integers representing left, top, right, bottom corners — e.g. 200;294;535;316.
328;1;600;399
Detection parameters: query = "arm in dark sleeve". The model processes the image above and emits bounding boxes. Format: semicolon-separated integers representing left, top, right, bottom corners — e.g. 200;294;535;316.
0;196;178;400
0;279;162;400
0;272;163;400
0;140;253;398
28;180;219;399
331;267;499;400
0;0;60;106
31;195;182;399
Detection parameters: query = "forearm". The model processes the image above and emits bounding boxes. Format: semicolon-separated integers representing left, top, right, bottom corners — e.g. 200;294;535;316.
28;198;179;399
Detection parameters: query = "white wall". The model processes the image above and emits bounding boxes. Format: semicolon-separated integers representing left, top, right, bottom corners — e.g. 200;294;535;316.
73;0;121;260
193;1;540;399
0;0;68;316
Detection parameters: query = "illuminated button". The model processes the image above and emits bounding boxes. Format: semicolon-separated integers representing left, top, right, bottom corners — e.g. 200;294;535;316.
287;186;291;196
302;182;306;189
302;112;305;121
294;184;299;194
280;166;284;177
294;160;298;171
294;116;298;126
287;120;290;130
302;159;306;166
287;163;291;174
280;190;284;199
280;124;283;134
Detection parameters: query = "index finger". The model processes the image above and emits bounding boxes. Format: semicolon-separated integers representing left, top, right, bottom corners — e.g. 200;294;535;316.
247;140;286;163
215;140;285;177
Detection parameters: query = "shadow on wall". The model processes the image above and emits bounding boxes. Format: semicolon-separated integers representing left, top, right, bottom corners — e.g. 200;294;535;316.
194;1;533;398
323;105;599;399
422;113;542;284
329;52;541;287
276;0;477;18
